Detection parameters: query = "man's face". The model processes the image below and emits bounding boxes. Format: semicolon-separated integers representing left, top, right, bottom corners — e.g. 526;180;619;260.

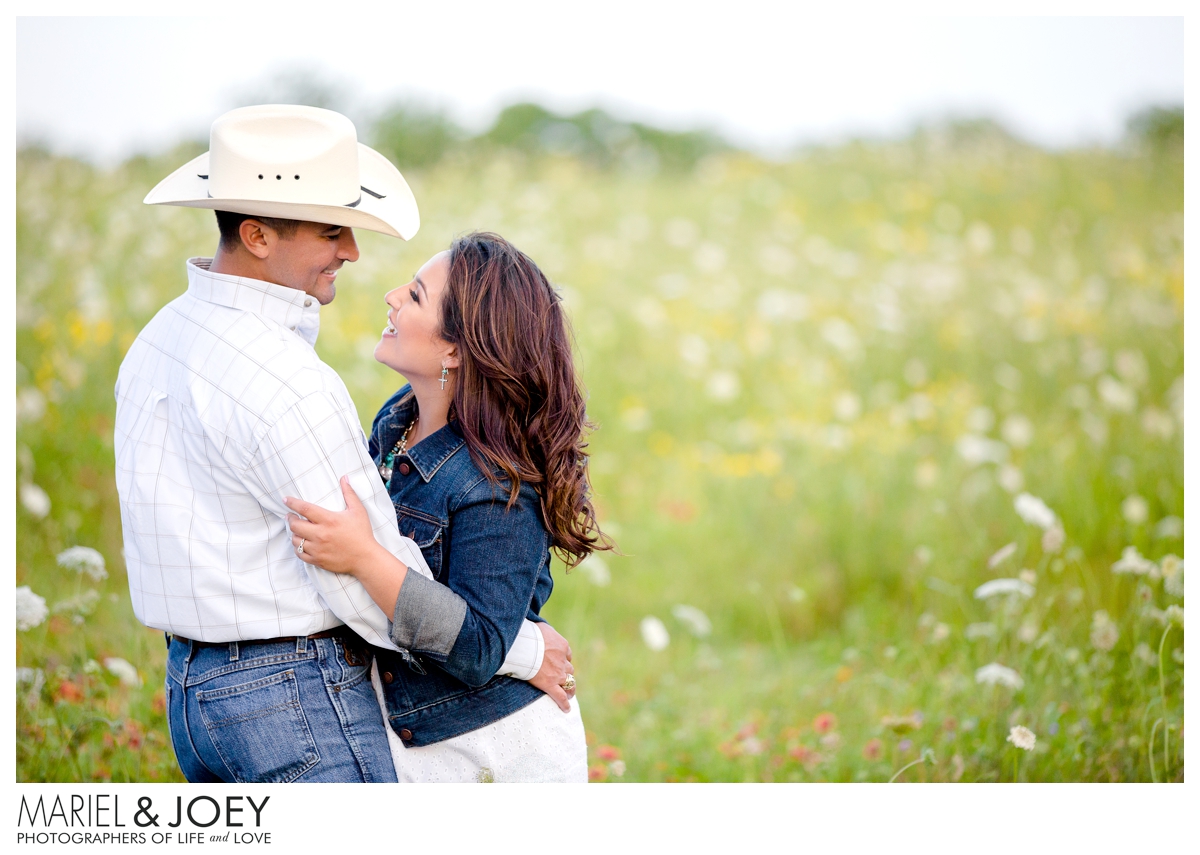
260;221;360;305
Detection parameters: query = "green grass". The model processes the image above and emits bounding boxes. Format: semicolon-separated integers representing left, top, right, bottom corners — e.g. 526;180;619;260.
15;123;1183;782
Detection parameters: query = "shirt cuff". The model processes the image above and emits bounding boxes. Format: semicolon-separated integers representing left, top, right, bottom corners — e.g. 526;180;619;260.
496;619;545;681
390;572;467;656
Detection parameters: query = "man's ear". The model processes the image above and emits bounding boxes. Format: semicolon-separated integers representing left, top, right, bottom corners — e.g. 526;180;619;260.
239;219;272;260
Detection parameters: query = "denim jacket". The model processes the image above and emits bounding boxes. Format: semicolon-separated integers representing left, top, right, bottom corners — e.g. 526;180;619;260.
370;385;551;747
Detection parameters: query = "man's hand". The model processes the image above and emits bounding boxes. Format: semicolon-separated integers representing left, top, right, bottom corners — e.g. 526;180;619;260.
529;622;574;712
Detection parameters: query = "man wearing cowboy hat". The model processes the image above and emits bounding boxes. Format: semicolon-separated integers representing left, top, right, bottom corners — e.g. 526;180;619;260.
114;105;572;783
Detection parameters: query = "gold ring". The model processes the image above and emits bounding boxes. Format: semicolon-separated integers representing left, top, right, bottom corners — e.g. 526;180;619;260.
297;539;306;555
562;674;576;692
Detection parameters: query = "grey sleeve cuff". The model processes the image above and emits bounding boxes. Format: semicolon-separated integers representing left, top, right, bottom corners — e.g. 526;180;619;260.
390;572;468;656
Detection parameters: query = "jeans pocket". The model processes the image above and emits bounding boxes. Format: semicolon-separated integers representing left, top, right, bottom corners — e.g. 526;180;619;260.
196;669;320;783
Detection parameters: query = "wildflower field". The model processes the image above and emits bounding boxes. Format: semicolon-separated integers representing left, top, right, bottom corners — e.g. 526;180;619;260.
16;105;1184;782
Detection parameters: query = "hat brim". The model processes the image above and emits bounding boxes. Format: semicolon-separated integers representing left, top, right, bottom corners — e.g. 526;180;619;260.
143;144;419;240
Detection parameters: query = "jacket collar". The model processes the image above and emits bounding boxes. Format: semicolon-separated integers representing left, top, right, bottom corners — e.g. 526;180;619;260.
388;391;467;483
186;257;321;347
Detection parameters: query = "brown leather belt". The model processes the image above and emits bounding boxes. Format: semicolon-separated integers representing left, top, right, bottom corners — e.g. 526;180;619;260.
171;626;352;648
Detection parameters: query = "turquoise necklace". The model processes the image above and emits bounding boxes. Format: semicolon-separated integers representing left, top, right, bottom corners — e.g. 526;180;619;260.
378;416;418;484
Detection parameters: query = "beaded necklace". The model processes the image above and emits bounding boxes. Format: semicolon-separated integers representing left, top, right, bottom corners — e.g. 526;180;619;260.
378;416;418;484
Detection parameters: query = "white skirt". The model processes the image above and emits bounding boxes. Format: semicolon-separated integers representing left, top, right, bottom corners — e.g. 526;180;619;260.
371;659;588;782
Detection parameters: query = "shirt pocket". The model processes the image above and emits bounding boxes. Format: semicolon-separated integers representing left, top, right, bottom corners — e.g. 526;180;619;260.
394;506;446;582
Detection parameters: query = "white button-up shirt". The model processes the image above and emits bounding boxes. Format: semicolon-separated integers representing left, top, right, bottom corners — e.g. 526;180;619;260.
114;258;543;676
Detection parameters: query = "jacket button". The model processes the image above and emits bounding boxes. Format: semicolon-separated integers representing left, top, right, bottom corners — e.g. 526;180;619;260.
398;462;411;476
382;672;394;684
399;728;413;741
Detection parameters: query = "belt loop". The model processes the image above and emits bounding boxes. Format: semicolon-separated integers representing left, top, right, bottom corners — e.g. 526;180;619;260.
164;631;171;650
229;641;239;661
296;636;307;654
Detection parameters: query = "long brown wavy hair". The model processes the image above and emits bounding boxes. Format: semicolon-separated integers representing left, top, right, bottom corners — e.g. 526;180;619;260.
439;231;613;568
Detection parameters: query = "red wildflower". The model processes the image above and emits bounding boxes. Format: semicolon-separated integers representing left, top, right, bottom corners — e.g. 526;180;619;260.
862;738;883;761
813;712;838;734
596;744;621;761
55;680;84;703
588;764;609;782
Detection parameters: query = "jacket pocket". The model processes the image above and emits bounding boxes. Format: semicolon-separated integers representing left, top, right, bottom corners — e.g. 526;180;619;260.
196;670;320;783
394;507;445;581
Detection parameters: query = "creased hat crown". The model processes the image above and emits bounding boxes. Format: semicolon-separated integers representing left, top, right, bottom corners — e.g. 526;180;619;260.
143;104;420;240
208;106;362;206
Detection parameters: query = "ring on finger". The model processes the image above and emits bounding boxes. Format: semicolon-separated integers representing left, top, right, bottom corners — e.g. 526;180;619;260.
561;674;576;692
296;538;306;555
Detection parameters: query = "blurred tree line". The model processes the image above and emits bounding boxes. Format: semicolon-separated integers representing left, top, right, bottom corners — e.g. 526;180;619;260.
215;67;1181;172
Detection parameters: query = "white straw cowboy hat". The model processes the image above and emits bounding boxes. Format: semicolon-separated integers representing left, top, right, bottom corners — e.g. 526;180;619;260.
144;104;419;240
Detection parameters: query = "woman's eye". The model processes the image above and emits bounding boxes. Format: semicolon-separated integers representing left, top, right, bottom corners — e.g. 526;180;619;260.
409;289;419;302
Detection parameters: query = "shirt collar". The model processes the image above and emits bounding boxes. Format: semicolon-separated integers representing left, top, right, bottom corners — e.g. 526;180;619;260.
388;392;467;483
186;258;322;347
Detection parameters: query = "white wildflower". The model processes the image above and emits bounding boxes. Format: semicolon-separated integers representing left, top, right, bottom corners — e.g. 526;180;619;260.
83;659;103;675
16;667;45;700
1112;546;1156;575
974;578;1035;600
1017;620;1039;643
1155;516;1183;539
20;483;51;519
16;586;49;631
640;616;670;651
996;464;1024;494
1014;492;1057;531
56;546;108;582
1090;611;1119;652
975;663;1024;690
104;657;142;687
1019;569;1037;586
1041;526;1065;554
1097;375;1136;412
609;759;626;777
1007;725;1036;751
956;434;1009;466
1161;556;1183;598
965;622;998;640
987;542;1017;569
1133;643;1156;666
1121;495;1149;526
671;604;712;638
1165;605;1184;627
578;556;611;587
931;623;951;643
706;371;740;402
741;736;765;756
1001;415;1034;449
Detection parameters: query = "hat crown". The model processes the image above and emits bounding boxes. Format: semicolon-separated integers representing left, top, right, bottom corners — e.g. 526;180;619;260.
207;105;361;207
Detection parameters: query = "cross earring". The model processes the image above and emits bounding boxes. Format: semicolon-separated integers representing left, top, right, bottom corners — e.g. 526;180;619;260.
439;366;449;390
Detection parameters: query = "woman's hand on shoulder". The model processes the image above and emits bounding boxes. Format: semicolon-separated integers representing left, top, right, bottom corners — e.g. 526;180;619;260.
285;476;380;576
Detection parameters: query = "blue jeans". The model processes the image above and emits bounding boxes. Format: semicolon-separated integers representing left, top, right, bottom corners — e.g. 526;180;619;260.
165;634;397;783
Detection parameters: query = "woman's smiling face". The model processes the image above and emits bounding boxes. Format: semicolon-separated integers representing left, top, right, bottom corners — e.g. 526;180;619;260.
375;251;457;380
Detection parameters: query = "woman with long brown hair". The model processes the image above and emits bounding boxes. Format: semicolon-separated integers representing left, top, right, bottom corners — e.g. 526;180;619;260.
283;232;610;781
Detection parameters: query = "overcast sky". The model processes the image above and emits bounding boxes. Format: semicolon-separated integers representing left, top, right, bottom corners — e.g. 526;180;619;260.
16;12;1183;164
